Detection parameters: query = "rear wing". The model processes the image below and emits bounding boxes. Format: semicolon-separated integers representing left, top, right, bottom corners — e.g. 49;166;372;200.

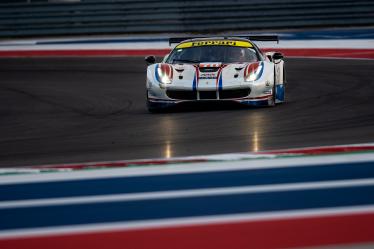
168;35;279;45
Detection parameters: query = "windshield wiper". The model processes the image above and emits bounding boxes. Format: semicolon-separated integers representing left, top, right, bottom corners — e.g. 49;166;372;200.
172;59;200;64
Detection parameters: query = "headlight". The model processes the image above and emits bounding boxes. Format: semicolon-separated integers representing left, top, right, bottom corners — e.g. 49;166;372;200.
244;62;263;82
156;64;173;84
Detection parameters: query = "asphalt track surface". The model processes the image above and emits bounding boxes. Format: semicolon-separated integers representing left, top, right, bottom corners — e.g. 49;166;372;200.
0;57;374;167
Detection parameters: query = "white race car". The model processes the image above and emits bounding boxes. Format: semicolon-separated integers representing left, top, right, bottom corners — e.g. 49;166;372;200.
145;36;286;112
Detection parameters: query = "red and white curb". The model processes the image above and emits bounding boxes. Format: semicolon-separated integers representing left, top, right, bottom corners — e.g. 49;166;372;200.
0;39;373;59
1;142;374;177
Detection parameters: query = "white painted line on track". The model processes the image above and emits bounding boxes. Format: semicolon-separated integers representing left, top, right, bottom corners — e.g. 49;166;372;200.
0;204;373;239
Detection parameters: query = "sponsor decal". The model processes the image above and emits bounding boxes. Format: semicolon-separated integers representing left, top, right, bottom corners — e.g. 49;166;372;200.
263;90;272;94
177;40;252;49
193;41;236;46
199;73;217;79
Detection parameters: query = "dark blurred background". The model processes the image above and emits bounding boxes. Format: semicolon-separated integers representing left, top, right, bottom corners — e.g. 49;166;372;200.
0;0;373;38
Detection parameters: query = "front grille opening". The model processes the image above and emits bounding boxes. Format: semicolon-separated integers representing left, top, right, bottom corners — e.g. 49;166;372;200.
199;91;217;100
199;67;220;73
166;89;250;100
220;89;250;99
166;90;197;100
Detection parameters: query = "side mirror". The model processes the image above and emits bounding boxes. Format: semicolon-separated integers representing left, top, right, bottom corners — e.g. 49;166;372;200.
145;55;156;65
272;52;284;60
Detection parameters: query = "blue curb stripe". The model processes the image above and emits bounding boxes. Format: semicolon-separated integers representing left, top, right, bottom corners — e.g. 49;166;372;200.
1;185;374;231
1;161;374;201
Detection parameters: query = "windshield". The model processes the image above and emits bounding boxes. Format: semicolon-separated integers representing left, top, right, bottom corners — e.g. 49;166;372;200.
166;46;259;64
